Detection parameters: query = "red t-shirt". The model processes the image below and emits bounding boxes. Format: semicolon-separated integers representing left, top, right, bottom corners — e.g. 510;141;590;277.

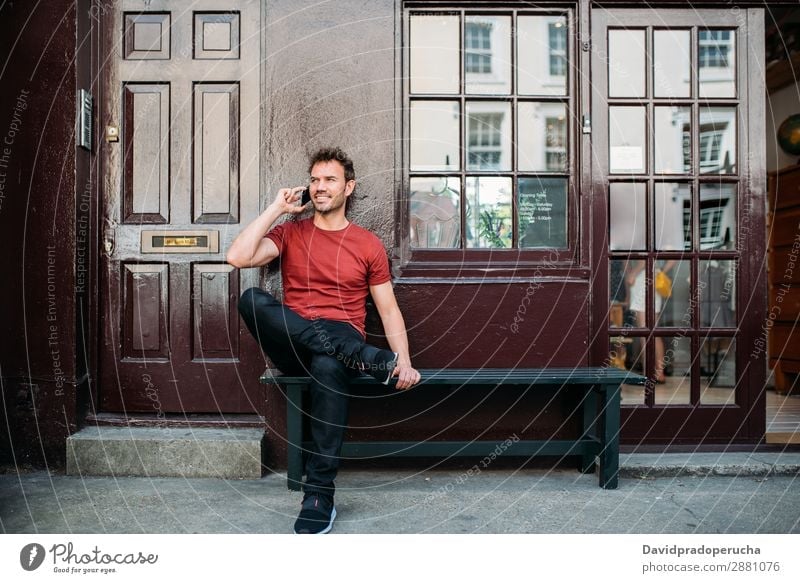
265;218;391;336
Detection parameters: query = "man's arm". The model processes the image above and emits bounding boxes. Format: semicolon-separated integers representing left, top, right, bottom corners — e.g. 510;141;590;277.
369;281;420;390
226;186;307;268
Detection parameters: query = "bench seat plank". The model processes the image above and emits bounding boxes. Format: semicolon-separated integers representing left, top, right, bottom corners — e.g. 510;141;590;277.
261;367;646;386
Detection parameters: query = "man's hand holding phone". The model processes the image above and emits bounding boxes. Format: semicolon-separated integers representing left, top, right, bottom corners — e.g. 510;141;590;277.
271;186;311;216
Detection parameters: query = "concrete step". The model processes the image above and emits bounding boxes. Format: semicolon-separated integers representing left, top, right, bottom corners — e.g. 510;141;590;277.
66;427;265;479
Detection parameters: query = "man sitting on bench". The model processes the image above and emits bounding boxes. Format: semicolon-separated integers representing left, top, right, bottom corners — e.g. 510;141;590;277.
227;147;421;534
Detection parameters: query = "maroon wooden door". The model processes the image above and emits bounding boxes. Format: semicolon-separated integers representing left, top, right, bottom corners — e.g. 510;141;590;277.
591;8;767;444
98;0;264;414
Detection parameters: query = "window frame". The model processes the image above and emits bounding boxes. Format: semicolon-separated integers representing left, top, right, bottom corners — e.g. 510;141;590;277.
400;5;581;275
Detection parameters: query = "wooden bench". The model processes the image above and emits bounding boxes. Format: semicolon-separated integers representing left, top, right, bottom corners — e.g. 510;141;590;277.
260;367;646;490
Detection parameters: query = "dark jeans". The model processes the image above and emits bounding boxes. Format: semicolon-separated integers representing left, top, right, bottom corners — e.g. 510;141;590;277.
238;287;380;499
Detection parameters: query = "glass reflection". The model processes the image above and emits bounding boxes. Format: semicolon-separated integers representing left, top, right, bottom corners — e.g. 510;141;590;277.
609;106;646;173
409;177;461;248
517;15;568;96
654;336;691;405
699;337;736;404
699;107;736;174
699;260;736;328
608;29;645;97
625;259;649;328
699;183;736;249
465;176;512;248
610;338;645;405
609;182;646;250
609;259;629;330
654;259;690;329
465;15;511;95
655;183;691;251
518;102;567;172
654;106;691;174
410;101;460;171
466;101;511;171
410;15;459;94
699;30;736;98
654;29;691;98
518;178;567;248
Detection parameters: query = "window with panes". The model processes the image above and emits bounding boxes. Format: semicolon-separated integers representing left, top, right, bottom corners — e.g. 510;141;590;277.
603;24;740;406
407;8;573;252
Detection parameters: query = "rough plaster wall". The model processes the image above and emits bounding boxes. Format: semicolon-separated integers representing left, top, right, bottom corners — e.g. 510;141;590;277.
261;0;397;245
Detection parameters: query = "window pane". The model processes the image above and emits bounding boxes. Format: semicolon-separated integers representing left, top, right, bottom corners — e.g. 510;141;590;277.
466;101;511;171
655;182;691;251
517;102;567;172
611;338;645;405
517;15;567;96
654;336;691;405
699;29;736;98
699;337;736;404
409;177;461;248
518;177;567;248
654;29;691;98
699;183;736;250
608;29;646;98
699;107;736;175
626;260;647;324
608;259;633;328
654;106;691;174
699;260;737;328
654;259;690;329
609;106;646;174
410;101;460;171
465;15;511;95
410;15;460;94
465;176;512;248
609;182;646;250
410;14;459;93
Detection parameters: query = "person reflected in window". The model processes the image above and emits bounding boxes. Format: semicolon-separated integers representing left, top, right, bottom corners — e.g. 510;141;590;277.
626;259;676;383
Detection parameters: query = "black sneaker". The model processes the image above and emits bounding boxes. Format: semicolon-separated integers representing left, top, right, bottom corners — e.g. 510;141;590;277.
293;493;336;534
382;352;399;384
374;350;398;385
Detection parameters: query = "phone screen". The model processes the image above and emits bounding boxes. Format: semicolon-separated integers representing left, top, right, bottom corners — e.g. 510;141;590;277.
301;187;311;205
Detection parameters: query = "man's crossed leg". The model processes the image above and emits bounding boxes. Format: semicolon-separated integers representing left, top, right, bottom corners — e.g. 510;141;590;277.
237;287;397;533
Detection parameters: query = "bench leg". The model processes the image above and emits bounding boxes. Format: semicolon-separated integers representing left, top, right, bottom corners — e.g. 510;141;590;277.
580;389;598;474
598;382;621;489
286;383;304;491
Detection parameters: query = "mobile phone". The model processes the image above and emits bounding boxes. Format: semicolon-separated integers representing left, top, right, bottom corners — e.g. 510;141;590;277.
301;187;311;206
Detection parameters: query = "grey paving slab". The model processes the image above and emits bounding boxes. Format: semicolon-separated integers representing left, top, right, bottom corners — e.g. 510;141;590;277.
1;465;798;534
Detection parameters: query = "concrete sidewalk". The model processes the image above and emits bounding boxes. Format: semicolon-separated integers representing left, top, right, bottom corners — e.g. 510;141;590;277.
1;452;799;534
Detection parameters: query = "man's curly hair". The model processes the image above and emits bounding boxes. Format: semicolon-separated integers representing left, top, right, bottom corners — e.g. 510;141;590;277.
308;147;356;213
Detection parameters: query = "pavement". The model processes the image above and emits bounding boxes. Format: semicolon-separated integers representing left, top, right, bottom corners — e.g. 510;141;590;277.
1;452;799;534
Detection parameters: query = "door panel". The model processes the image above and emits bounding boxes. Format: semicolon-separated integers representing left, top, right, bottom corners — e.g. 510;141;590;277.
100;0;262;414
592;8;766;442
193;83;240;223
192;263;240;361
122;263;169;360
122;83;169;222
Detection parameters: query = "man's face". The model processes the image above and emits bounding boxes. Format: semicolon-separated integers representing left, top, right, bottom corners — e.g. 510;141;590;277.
309;160;354;215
